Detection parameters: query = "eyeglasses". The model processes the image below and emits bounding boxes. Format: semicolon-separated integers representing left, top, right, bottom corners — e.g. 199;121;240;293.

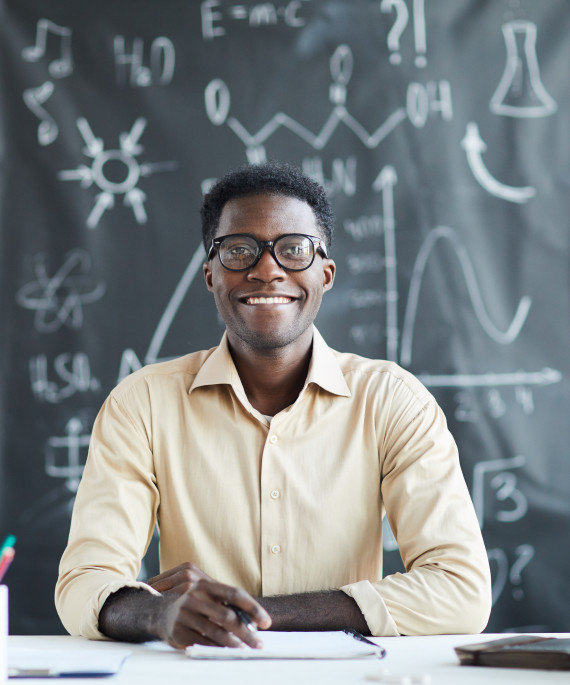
207;233;329;272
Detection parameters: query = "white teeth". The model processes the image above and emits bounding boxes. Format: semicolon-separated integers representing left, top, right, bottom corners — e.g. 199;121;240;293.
246;296;292;305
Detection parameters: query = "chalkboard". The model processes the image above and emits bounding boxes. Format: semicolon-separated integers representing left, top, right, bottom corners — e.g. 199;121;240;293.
1;0;569;635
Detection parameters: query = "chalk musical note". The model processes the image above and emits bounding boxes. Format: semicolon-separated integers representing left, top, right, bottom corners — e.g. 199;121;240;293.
21;18;73;79
22;81;58;146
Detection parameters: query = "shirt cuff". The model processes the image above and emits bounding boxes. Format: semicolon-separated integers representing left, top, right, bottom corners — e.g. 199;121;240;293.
341;580;400;637
79;580;161;640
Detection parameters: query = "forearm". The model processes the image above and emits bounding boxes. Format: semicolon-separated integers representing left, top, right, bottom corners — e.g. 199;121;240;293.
98;587;168;643
258;590;370;634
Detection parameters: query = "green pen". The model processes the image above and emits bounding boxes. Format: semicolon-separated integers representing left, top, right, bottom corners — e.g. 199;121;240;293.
0;535;16;555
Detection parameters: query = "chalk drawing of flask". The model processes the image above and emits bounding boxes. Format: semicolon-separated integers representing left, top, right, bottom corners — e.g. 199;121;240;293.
490;20;557;118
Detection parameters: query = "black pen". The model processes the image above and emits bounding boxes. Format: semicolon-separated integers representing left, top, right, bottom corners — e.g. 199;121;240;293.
226;603;257;632
343;629;387;658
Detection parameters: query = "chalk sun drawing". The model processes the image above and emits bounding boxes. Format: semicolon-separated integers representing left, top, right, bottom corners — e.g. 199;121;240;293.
59;117;178;228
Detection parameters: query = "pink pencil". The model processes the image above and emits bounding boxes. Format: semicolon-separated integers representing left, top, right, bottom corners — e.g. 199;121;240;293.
0;547;15;582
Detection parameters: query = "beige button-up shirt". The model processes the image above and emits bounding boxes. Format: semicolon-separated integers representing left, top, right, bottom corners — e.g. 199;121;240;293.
55;327;491;639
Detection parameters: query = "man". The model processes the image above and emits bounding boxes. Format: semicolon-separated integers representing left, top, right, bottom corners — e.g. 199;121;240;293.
55;161;492;649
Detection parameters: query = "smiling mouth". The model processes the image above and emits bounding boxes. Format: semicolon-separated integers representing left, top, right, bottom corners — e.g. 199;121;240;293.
245;296;293;305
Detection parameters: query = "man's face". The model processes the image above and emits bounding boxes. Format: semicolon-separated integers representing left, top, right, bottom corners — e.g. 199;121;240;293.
203;194;335;353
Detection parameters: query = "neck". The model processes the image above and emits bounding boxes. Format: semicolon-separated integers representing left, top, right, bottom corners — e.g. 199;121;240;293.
227;331;313;416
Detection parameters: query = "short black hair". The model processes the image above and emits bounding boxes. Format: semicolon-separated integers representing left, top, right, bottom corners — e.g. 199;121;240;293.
200;161;334;251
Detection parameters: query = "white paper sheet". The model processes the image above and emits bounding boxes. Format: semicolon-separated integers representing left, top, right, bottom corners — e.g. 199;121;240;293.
8;646;131;677
185;631;383;659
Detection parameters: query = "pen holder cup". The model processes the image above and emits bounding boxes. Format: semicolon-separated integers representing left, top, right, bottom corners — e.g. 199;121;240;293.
0;585;7;683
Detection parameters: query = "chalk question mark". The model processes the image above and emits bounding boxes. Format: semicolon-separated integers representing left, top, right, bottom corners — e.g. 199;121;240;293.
509;544;535;600
381;0;409;65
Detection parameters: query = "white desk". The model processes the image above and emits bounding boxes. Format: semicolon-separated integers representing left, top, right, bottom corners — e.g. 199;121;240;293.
7;634;570;684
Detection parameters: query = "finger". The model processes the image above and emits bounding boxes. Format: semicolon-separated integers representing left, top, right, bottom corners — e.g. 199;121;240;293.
183;591;264;648
150;574;195;594
148;562;213;590
188;613;247;648
207;584;272;630
167;625;219;650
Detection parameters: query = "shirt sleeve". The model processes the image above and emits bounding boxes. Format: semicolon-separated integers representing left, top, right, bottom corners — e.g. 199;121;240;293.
55;387;161;639
342;383;492;637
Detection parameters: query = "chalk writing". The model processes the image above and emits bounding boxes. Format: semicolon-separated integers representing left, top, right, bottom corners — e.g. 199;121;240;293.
22;81;58;146
301;157;357;197
349;289;386;309
16;249;106;333
488;544;536;605
21;18;73;79
349;323;383;346
373;166;398;362
451;385;546;423
346;253;385;276
205;45;451;164
472;455;527;530
461;122;536;203
45;418;91;492
381;0;426;67
201;0;307;39
30;353;100;403
419;368;561;389
490;21;557;118
117;242;207;380
58;117;178;228
114;36;175;87
400;226;532;366
343;215;383;242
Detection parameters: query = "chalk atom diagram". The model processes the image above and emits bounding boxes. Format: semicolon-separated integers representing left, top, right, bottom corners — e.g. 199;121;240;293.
59;117;178;228
16;249;106;333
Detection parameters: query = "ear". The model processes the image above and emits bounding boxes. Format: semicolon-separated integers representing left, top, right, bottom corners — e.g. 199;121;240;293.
203;261;214;292
322;258;336;293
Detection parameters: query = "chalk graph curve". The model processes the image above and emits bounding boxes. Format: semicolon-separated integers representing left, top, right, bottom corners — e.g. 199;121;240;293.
400;226;532;366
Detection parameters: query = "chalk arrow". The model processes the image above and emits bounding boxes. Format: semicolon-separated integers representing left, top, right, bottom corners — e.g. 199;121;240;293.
125;188;148;224
417;367;562;389
461;122;536;204
372;165;398;230
120;118;147;155
58;165;93;187
372;164;398;192
77;118;104;158
87;192;114;229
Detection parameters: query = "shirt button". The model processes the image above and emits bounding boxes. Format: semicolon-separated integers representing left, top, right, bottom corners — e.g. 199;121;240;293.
271;544;281;554
269;435;278;444
270;489;280;499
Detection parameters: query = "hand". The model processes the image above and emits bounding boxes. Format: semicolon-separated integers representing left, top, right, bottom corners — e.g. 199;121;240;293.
148;563;272;650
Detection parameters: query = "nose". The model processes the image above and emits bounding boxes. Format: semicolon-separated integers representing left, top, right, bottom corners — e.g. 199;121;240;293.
246;245;285;282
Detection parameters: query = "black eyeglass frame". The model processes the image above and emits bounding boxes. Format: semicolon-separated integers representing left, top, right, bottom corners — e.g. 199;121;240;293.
207;233;329;272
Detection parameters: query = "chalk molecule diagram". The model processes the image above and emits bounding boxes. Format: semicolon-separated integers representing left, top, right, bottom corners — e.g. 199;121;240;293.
59;117;178;229
16;249;106;333
204;43;452;164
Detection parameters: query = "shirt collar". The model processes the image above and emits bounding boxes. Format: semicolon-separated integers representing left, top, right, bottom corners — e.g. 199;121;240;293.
304;327;351;397
190;326;351;399
190;331;242;393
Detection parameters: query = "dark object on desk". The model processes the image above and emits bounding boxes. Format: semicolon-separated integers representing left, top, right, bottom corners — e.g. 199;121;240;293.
455;636;570;670
343;629;387;659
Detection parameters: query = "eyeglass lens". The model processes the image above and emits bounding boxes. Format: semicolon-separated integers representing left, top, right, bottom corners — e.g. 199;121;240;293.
218;234;315;271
